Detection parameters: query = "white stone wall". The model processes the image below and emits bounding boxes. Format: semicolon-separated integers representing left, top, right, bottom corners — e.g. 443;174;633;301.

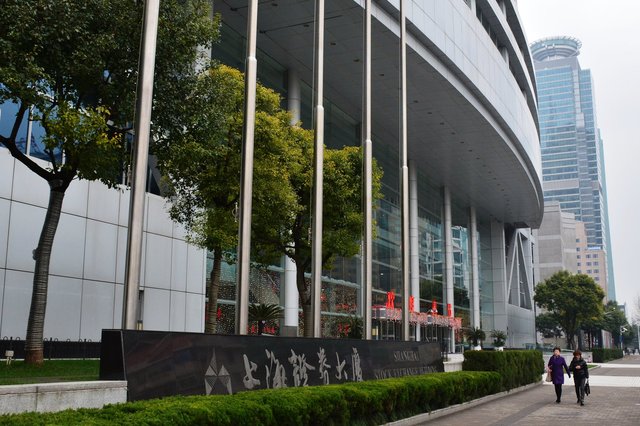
0;148;206;341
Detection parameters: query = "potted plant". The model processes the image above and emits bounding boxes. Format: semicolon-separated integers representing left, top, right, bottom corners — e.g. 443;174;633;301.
491;329;507;351
248;303;283;335
465;327;486;350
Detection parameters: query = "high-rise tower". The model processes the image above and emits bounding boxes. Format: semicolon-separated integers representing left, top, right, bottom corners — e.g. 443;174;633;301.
531;36;615;300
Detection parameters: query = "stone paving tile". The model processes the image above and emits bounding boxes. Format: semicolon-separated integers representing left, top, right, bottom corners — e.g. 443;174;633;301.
422;356;640;425
426;384;640;425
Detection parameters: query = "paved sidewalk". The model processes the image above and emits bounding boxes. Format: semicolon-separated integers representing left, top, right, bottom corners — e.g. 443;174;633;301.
421;355;640;425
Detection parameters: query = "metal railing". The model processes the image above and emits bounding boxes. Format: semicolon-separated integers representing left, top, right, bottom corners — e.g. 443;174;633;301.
1;337;101;360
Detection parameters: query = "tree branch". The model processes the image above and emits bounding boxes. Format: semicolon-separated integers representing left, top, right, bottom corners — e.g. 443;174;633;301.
0;103;53;181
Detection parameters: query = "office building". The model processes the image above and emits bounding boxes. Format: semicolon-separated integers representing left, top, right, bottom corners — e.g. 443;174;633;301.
535;201;578;283
531;36;616;301
1;1;542;348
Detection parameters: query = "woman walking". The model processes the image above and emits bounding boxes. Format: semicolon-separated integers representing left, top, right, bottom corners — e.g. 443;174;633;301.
569;349;589;405
548;346;571;403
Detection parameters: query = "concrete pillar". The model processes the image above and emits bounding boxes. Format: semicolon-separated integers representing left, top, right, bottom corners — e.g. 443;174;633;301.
443;187;454;352
491;219;508;334
409;161;420;341
399;0;411;341
362;0;373;340
470;207;480;330
282;70;301;336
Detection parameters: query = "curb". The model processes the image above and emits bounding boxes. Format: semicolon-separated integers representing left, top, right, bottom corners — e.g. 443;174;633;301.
385;381;543;425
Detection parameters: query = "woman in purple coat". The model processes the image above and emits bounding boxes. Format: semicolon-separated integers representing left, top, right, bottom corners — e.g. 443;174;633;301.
548;346;571;403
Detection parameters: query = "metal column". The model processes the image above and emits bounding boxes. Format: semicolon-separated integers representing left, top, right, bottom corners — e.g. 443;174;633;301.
443;187;454;352
284;70;301;334
310;0;325;338
362;0;373;340
409;162;420;341
399;0;411;341
409;161;421;341
470;206;480;330
123;0;160;329
235;0;259;335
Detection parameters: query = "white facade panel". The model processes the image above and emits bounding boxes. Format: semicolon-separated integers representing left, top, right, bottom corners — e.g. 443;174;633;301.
117;190;130;227
113;283;124;329
87;181;120;225
1;270;33;339
80;280;115;341
0;198;10;269
185;293;204;333
43;276;82;340
0;152;14;199
115;226;127;284
11;159;49;208
170;239;188;292
144;233;172;290
142;288;170;331
83;220;118;283
146;196;173;237
61;178;89;217
172;222;187;241
169;291;186;332
186;245;205;295
6;201;45;272
0;271;4;332
50;213;86;278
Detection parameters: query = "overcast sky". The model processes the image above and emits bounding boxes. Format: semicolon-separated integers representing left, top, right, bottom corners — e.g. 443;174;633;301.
516;1;640;320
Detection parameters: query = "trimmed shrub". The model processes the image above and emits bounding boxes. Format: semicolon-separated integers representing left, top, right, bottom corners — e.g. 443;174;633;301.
462;350;544;391
592;348;624;363
0;371;501;426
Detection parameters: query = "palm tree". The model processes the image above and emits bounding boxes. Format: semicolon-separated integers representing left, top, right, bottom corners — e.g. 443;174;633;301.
465;327;486;349
490;330;507;348
248;303;284;335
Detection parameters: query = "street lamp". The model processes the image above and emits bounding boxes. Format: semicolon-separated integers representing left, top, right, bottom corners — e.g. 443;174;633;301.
620;326;628;350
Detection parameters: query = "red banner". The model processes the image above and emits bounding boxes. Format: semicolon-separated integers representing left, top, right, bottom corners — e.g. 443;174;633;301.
386;291;395;309
447;303;452;317
409;296;415;312
431;300;437;313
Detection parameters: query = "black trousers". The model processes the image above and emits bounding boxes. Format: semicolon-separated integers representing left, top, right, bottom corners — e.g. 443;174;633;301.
554;383;562;401
574;377;586;402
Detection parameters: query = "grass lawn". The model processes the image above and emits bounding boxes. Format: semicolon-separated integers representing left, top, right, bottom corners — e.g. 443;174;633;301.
0;359;100;386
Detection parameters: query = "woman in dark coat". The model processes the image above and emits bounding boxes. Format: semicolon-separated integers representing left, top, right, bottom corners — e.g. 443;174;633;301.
548;346;571;403
569;349;589;405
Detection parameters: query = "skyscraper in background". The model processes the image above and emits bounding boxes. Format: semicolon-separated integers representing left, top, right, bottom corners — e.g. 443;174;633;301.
531;36;616;300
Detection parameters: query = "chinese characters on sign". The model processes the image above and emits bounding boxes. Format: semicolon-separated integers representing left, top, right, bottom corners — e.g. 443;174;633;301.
242;347;364;391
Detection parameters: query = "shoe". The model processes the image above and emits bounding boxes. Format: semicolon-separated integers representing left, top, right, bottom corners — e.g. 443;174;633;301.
556;399;560;403
580;401;584;406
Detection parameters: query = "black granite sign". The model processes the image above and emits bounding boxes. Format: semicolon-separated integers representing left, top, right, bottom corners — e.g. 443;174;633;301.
100;329;444;401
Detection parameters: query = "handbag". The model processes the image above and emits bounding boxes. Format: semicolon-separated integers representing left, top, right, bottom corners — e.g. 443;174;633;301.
584;378;590;395
545;370;553;382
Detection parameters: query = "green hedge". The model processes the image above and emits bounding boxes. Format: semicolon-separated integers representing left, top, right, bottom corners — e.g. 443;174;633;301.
462;350;544;391
0;371;501;426
592;348;624;363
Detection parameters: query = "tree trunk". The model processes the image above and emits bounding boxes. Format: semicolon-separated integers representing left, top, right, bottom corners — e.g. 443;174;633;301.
25;184;66;365
295;262;314;337
205;248;223;334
